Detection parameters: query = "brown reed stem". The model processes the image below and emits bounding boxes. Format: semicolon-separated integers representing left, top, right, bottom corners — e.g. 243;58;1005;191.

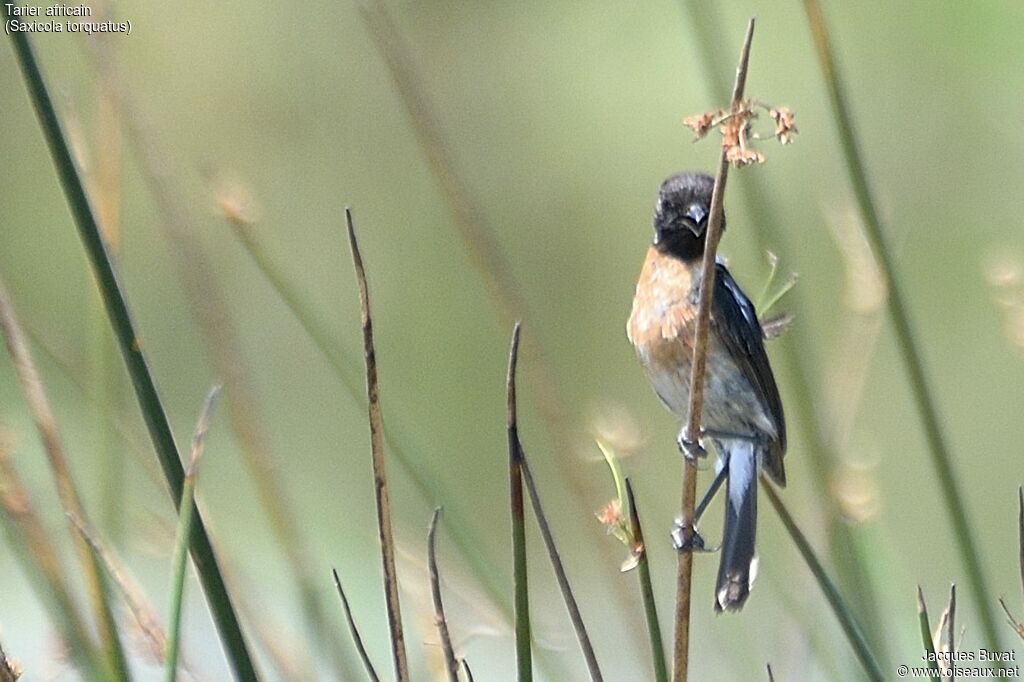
519;454;604;682
428;507;460;682
0;275;129;679
673;17;755;682
332;569;382;682
345;207;410;682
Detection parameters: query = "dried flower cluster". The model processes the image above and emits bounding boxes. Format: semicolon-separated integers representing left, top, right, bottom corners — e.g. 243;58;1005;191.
595;498;643;572
684;100;798;167
593;440;645;571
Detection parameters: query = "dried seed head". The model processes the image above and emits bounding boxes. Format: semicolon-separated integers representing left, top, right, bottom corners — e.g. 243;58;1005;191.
684;99;797;166
683;112;716;141
769;107;798;145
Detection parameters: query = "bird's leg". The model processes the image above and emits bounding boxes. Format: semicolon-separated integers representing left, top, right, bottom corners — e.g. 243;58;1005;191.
672;458;729;553
693;462;729;521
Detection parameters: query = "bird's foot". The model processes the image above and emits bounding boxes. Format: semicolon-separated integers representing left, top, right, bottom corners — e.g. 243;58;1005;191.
671;518;715;553
676;432;708;463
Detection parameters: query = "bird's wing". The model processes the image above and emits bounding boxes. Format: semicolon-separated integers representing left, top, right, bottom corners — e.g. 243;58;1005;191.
712;262;787;482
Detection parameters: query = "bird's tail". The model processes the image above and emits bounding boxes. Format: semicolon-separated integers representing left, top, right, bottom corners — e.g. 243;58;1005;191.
714;440;759;612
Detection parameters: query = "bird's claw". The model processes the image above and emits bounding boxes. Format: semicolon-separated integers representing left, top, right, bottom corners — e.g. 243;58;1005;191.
671;519;713;553
676;434;708;463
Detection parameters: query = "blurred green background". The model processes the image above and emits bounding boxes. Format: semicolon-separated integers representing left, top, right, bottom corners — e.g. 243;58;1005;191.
2;0;1024;679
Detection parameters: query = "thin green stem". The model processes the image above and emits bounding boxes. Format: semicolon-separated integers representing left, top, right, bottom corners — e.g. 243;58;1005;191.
226;214;515;654
683;0;892;666
800;0;1001;652
104;65;331;675
0;452;104;678
164;473;197;682
2;10;259;678
226;221;363;400
357;5;643;662
506;323;532;682
626;479;668;682
762;480;885;682
916;587;941;678
332;569;382;682
66;511;169;667
0;275;130;681
165;387;219;682
519;456;603;682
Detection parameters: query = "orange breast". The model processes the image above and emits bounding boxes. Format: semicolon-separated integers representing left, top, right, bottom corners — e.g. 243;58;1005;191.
627;247;698;366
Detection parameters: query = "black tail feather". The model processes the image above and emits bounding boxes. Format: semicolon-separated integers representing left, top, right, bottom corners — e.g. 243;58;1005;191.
714;444;758;612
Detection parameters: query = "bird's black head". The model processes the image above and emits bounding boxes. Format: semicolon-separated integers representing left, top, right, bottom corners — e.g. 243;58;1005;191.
652;171;722;261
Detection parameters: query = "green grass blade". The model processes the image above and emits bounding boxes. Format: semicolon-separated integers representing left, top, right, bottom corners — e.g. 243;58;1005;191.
332;569;382;682
165;387;219;682
0;276;130;681
164;468;197;682
505;323;533;682
916;587;941;678
0;449;104;678
518;455;604;681
625;480;668;682
683;1;896;668
226;206;522;664
800;0;1002;652
2;11;259;679
762;480;885;682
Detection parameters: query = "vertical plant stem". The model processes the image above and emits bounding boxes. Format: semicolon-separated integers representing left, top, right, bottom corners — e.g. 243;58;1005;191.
428;507;461;682
165;387;220;682
345;208;410;682
506;323;533;682
2;11;260;677
66;511;169;667
91;62;126;543
1018;487;1023;599
916;587;941;678
673;18;755;682
355;15;649;662
626;479;668;682
226;217;514;643
107;79;335;677
762;480;885;682
0;449;102;677
800;0;1001;651
947;583;957;682
332;569;382;682
519;452;604;682
0;275;130;681
683;1;892;666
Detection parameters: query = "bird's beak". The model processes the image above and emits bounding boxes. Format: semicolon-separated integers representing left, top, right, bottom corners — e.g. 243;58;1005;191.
684;204;708;235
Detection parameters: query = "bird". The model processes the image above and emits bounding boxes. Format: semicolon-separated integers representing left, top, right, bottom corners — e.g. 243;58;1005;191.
626;171;786;611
